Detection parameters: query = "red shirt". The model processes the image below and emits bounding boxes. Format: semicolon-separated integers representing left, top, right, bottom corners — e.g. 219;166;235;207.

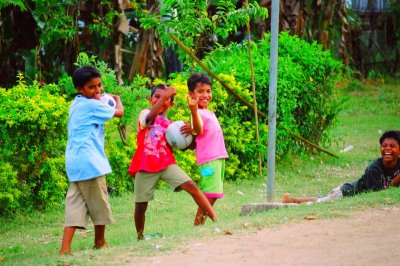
128;109;176;177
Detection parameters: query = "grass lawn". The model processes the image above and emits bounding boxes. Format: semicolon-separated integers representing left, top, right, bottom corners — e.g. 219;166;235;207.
0;78;399;265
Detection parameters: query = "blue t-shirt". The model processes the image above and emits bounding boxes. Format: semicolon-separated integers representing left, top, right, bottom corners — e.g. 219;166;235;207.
65;95;115;182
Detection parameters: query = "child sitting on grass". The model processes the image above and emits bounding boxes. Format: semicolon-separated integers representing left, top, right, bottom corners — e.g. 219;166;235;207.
127;84;217;240
282;130;400;204
60;66;124;255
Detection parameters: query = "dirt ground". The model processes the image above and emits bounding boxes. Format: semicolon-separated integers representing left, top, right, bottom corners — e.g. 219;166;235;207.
129;206;400;266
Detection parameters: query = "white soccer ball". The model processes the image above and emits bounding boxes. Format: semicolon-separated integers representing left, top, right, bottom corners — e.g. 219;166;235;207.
100;93;116;108
165;121;193;150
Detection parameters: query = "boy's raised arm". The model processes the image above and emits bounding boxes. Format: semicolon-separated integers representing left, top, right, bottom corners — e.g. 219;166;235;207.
187;94;203;135
146;85;176;124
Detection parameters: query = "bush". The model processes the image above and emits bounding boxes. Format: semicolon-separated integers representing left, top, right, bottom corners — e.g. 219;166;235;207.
0;162;22;214
204;32;344;155
0;75;69;213
161;32;345;180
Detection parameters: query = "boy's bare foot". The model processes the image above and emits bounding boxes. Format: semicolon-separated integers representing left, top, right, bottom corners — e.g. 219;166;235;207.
282;193;296;203
59;249;73;256
137;232;144;241
93;241;106;249
282;193;318;204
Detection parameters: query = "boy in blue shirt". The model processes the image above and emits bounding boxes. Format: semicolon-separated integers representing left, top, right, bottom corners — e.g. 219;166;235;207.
59;66;124;255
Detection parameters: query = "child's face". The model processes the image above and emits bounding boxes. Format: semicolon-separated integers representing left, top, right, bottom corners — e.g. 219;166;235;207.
149;89;174;114
380;138;400;164
189;83;212;109
77;77;103;100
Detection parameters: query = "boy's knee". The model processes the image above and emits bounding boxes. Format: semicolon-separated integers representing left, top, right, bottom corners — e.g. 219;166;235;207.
180;180;198;193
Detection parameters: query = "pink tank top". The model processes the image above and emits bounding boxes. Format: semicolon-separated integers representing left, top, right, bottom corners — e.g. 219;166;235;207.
195;109;228;165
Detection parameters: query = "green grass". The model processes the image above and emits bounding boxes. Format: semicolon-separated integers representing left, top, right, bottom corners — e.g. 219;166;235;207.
1;78;399;265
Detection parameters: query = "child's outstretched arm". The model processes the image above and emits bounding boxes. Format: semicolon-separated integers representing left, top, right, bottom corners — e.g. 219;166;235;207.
187;94;203;135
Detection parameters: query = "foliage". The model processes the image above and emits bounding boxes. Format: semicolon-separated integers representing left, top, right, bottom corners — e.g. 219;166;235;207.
277;32;345;147
140;0;268;64
104;82;150;194
0;74;69;213
0;0;123;86
203;32;344;155
32;0;78;45
105;127;137;194
0;162;22;214
29;0;118;46
0;0;26;10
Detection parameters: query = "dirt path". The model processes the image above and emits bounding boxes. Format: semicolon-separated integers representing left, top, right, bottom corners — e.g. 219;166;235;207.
129;206;400;266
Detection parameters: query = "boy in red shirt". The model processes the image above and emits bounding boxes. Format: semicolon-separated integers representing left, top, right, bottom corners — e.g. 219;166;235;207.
128;84;217;240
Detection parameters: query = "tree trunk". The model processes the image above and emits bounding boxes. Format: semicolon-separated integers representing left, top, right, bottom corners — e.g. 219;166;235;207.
128;0;163;81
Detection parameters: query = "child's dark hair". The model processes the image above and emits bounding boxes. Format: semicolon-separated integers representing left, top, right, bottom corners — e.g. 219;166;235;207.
187;72;212;91
151;84;174;102
379;130;400;145
72;66;101;88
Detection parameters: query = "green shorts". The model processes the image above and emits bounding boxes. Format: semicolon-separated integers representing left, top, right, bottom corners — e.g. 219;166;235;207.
134;164;192;202
65;176;114;228
199;159;225;198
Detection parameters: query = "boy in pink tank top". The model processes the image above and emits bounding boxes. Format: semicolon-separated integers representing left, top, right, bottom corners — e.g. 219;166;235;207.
185;73;229;225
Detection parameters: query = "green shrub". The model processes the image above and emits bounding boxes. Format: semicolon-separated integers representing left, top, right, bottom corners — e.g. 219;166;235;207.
160;32;345;180
0;75;69;212
204;32;344;155
105;121;137;194
103;81;151;193
0;162;23;214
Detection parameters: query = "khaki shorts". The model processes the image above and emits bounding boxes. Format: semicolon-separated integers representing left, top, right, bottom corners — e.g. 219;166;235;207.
65;176;114;228
135;164;192;202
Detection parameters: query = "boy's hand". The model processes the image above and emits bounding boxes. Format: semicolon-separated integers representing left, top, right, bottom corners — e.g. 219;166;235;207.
180;121;196;150
187;94;203;135
108;94;124;118
180;121;192;137
187;94;198;112
164;85;177;99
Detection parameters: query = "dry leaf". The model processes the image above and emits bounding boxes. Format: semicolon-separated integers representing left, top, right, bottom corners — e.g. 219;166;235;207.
223;230;232;235
243;222;252;228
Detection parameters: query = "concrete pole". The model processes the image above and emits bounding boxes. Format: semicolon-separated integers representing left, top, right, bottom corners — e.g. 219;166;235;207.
267;0;279;202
